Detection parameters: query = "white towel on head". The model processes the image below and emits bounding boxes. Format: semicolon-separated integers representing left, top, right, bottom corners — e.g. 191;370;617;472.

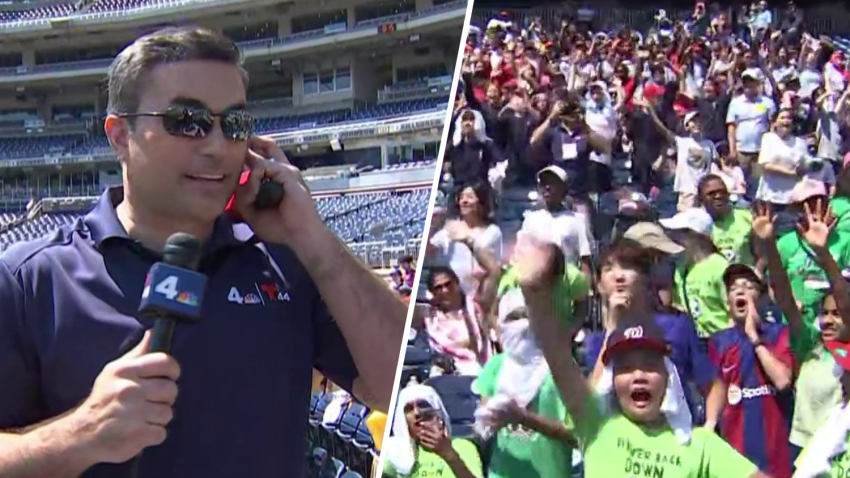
794;401;850;478
452;109;489;146
385;384;452;477
595;357;692;445
494;289;549;408
473;289;550;440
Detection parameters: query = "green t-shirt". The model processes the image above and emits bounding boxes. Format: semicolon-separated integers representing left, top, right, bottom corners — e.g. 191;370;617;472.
673;253;731;338
712;209;755;266
381;438;483;478
791;343;842;448
832;196;850;235
498;264;589;327
575;396;758;478
471;354;574;478
795;425;850;477
777;230;850;328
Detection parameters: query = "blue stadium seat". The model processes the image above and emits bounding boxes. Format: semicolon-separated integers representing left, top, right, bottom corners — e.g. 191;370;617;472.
0;189;430;253
310;393;335;427
0;97;446;161
351;417;375;452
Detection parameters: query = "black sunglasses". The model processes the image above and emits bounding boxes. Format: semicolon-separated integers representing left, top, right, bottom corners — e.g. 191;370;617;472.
117;105;255;141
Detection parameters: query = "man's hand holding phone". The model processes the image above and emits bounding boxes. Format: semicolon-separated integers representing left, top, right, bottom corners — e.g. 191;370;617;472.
233;136;324;245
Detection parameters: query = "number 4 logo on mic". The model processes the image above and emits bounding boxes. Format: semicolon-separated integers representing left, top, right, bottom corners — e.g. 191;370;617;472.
145;275;199;306
139;263;207;321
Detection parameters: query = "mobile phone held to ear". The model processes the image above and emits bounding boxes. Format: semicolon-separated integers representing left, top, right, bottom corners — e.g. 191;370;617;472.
225;170;285;222
255;179;285;209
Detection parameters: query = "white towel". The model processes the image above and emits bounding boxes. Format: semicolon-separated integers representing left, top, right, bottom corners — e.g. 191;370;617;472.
595;357;693;445
473;395;514;440
793;402;850;478
385;385;452;477
322;391;351;426
473;289;549;439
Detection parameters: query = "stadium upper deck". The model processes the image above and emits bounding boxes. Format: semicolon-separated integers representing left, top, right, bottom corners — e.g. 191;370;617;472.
0;0;463;169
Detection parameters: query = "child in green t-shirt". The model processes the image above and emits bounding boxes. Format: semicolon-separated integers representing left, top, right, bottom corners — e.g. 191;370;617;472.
510;235;769;478
471;289;577;478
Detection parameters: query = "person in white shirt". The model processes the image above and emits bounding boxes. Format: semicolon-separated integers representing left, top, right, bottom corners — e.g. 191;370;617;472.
428;182;504;296
824;52;847;95
756;108;808;206
519;165;592;275
638;98;717;211
585;81;618;194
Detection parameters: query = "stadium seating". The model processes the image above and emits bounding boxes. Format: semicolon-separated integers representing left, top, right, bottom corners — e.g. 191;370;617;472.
0;96;447;161
307;389;377;478
0;189;430;253
0;134;88;160
0;3;74;22
322;189;429;243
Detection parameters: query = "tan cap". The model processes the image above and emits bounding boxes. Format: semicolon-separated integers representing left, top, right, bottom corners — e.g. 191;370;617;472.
537;165;568;184
623;222;685;255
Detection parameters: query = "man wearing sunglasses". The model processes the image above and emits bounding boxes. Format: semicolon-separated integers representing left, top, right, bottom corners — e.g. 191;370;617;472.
0;27;406;478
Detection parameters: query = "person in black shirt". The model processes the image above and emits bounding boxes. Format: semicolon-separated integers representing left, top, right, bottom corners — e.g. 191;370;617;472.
501;92;547;188
697;78;731;145
530;93;613;198
445;109;502;191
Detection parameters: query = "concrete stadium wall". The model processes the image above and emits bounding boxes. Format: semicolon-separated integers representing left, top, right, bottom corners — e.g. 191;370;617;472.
306;166;437;193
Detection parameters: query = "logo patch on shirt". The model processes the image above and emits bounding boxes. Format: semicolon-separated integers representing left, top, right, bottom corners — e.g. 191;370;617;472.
728;384;775;405
727;384;742;405
227;282;291;305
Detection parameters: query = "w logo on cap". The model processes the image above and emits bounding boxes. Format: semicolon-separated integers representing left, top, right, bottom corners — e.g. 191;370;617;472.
623;326;644;339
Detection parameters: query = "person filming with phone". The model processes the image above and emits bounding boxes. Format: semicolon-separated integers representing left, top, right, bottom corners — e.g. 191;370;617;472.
383;384;483;478
0;27;406;478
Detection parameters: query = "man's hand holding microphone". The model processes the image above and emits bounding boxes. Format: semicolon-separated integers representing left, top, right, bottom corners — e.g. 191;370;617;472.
67;330;180;465
8;329;181;478
25;232;207;478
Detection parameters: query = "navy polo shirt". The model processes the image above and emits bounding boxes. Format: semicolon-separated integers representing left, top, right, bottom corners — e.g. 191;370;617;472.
0;187;359;478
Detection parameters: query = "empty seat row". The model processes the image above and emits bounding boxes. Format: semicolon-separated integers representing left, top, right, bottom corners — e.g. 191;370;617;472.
0;189;429;252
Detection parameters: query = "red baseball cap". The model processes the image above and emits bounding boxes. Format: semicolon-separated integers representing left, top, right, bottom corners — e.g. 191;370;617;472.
602;323;670;365
643;83;666;102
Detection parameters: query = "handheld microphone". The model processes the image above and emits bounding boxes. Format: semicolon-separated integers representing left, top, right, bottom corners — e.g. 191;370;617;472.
139;232;207;352
128;233;206;478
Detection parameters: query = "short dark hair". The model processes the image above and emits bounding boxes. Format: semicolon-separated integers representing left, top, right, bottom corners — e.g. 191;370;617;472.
455;181;493;223
107;26;248;116
697;174;726;198
426;266;460;291
598;239;654;278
